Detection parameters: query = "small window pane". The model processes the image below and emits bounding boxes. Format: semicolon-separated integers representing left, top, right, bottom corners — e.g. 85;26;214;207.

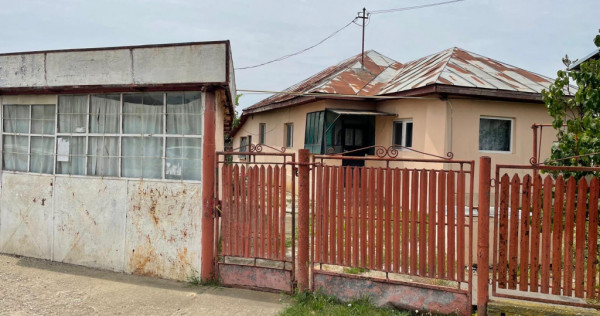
90;94;120;133
393;122;403;146
354;129;363;146
30;136;54;174
479;118;511;151
88;136;119;176
56;136;86;175
3;135;28;171
123;93;163;134
58;95;88;133
285;124;293;147
166;92;202;135
3;105;29;133
31;105;56;135
259;123;266;144
166;137;202;180
122;137;163;179
345;129;354;146
405;122;413;148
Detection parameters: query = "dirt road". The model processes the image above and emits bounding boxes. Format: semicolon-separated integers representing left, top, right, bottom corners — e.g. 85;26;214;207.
0;254;286;315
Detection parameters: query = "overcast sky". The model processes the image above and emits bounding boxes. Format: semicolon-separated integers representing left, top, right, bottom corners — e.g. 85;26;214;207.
1;0;598;110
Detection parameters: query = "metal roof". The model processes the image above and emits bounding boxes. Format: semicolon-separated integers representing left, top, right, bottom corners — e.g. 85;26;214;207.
569;49;599;70
243;47;558;116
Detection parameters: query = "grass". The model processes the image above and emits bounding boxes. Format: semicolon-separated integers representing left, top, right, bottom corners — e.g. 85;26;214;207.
280;291;411;316
187;271;221;288
344;266;368;275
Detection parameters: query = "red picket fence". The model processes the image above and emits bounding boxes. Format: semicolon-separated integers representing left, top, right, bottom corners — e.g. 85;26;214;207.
310;151;475;299
492;165;600;307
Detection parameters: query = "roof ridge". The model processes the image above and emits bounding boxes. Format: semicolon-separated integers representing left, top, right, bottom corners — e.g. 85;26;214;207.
431;47;456;88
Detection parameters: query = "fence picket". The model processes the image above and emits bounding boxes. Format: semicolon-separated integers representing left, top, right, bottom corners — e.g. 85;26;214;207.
315;165;323;263
345;167;352;266
447;171;456;280
541;175;553;293
369;168;376;270
552;176;564;295
259;166;265;258
393;168;401;272
457;170;465;282
273;166;280;259
575;178;588;298
267;166;273;258
410;170;418;275
338;167;345;265
498;174;510;289
280;166;287;260
438;171;446;279
377;168;385;270
419;169;428;276
530;175;542;292
508;174;520;289
519;175;532;291
428;170;437;277
402;168;410;273
385;168;393;272
361;168;368;268
323;166;330;264
587;177;599;299
564;177;576;296
330;167;338;264
353;167;360;267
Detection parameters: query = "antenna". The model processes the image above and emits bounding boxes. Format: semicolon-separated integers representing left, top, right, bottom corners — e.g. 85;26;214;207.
357;8;369;68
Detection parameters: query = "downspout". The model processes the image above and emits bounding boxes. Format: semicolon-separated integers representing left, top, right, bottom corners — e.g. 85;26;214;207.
443;96;454;167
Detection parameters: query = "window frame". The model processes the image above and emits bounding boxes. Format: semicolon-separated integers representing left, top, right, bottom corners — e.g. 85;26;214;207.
258;123;266;145
284;123;294;148
478;116;514;154
1;92;204;182
392;119;413;149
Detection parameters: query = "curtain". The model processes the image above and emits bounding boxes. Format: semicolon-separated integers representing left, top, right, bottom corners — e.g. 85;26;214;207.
30;136;54;173
3;105;29;133
56;136;85;175
90;94;120;133
166;92;202;135
122;136;162;179
88;136;119;176
32;105;55;135
123;93;162;134
479;118;511;151
2;135;28;171
58;96;87;133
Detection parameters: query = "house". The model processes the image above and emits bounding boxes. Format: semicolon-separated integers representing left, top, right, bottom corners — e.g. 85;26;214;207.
569;48;599;70
232;48;558;197
0;41;235;280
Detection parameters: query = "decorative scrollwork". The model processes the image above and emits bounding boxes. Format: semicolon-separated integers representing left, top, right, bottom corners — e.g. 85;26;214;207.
227;143;286;153
324;145;453;160
529;156;538;165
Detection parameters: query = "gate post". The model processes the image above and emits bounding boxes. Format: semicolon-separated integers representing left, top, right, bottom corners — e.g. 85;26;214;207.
201;89;216;282
477;156;491;315
297;149;310;290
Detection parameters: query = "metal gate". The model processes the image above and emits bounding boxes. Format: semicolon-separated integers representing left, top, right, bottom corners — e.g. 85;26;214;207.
215;144;296;293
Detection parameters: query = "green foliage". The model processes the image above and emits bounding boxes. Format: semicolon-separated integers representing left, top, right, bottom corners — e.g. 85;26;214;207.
343;266;368;275
280;290;410;316
542;31;600;178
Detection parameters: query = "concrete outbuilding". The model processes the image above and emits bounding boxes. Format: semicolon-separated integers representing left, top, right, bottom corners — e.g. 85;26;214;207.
0;41;235;280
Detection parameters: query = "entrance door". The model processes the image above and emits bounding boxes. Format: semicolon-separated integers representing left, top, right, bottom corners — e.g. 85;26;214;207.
341;125;368;167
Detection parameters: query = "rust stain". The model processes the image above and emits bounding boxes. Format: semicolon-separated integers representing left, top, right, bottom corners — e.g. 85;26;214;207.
41;198;46;206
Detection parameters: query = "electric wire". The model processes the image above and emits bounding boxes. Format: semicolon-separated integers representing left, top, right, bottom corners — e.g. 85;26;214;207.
369;0;464;15
235;18;357;70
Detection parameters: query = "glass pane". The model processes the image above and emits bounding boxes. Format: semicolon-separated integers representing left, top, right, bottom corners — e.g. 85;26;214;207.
345;128;354;146
166;92;202;135
31;105;56;135
286;124;293;147
354;129;363;146
166;137;202;180
259;124;266;144
88;136;119;176
405;122;413;148
393;122;403;146
58;95;88;133
56;136;86;175
90;94;120;133
30;136;55;174
122;137;162;179
2;135;28;171
479;118;511;151
123;93;163;134
3;105;29;133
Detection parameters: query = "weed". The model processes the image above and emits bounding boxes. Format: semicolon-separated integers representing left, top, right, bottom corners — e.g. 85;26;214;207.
344;266;368;275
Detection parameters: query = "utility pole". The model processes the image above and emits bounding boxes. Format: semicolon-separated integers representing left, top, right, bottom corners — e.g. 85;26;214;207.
357;7;369;67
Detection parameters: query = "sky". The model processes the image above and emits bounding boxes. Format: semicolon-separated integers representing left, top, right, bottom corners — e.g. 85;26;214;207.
0;0;598;110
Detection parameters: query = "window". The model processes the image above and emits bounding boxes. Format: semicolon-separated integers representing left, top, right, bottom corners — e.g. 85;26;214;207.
284;123;293;148
259;123;266;145
239;136;248;160
479;117;512;152
3;104;56;173
2;92;204;180
304;111;324;154
393;120;413;148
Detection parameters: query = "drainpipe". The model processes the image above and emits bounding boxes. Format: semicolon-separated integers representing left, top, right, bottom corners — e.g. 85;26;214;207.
201;89;216;281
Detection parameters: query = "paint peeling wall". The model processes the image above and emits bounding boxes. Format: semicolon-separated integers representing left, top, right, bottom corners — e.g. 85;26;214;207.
0;173;202;281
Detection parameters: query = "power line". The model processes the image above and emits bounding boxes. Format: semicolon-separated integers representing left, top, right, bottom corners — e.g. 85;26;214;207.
235;18;358;70
369;0;464;15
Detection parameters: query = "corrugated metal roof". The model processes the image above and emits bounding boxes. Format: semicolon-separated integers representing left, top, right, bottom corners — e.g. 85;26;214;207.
246;50;402;111
328;109;396;116
245;47;557;114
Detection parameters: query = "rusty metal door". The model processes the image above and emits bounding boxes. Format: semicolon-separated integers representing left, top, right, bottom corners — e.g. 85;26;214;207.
215;144;296;293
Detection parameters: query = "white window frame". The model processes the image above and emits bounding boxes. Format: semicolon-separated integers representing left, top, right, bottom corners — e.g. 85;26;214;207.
478;116;513;154
1;92;204;182
392;119;413;149
284;123;293;148
259;123;266;145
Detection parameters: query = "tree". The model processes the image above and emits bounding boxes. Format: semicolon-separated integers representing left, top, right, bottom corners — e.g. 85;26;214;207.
542;31;600;175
